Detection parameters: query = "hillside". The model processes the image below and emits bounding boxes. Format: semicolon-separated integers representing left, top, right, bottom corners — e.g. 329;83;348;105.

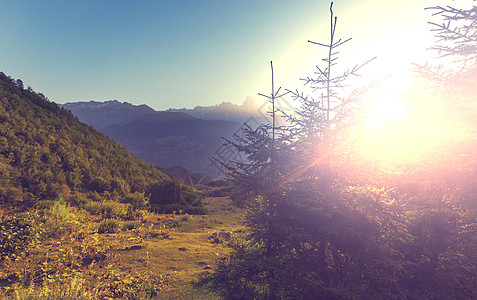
60;100;155;130
61;100;243;177
102;112;241;177
0;72;168;208
0;72;234;299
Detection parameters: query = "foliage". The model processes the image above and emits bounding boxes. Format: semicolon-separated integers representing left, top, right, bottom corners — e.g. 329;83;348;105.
10;277;91;300
0;197;242;299
0;212;39;261
120;191;149;211
83;201;125;219
0;71;169;208
97;219;121;234
200;2;477;299
147;178;206;214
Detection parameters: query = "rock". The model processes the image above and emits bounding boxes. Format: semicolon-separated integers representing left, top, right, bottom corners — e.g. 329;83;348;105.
51;241;61;245
209;231;231;241
126;244;143;250
80;251;106;265
203;265;212;270
178;247;188;251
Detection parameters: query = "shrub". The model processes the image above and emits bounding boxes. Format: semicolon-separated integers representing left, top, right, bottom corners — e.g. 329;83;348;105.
36;200;56;210
151;203;208;215
122;221;140;231
97;219;121;234
84;201;125;219
48;196;70;221
87;177;110;193
69;193;89;208
147;179;204;206
120;192;149;210
0;213;39;261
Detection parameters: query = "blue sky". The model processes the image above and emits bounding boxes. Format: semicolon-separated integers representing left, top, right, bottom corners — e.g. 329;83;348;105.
0;0;455;110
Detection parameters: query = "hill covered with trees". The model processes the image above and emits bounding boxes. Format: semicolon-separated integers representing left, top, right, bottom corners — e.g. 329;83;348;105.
0;72;169;208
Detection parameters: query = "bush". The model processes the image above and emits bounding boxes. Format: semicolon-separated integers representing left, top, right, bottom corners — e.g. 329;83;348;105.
146;179;204;207
120;192;149;210
36;200;56;210
87;177;110;193
48;196;70;221
84;201;124;219
122;221;140;231
97;219;121;234
150;203;208;215
0;213;39;261
69;193;89;208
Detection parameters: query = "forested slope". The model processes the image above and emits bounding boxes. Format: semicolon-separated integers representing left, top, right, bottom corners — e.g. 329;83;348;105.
0;72;168;208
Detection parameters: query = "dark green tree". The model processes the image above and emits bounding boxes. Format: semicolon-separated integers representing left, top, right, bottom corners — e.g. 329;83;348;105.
199;3;397;299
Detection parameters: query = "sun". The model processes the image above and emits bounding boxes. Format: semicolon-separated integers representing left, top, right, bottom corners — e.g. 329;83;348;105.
363;90;408;132
348;86;474;171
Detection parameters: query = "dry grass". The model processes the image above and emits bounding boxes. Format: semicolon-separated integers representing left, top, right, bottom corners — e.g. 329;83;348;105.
0;197;245;299
123;197;246;299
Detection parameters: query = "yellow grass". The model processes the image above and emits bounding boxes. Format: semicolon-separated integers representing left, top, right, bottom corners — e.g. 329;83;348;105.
0;197;246;299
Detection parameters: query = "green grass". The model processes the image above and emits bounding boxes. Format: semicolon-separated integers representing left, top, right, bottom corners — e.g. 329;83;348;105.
116;197;246;299
0;197;245;299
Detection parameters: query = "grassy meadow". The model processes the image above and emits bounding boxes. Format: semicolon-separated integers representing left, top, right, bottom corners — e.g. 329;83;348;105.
0;197;245;299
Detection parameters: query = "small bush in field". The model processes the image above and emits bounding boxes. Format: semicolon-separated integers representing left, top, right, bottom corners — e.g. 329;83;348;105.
120;192;149;210
122;221;140;231
69;193;89;208
84;201;125;219
0;213;39;261
49;196;70;221
36;200;56;210
146;179;204;207
9;277;91;300
97;219;121;234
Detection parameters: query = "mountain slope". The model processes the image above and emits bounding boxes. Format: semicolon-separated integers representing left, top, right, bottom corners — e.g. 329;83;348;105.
61;100;155;129
0;72;168;207
166;96;266;123
102;112;241;177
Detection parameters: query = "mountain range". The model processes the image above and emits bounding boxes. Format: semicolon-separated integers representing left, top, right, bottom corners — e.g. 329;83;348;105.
61;100;251;177
165;96;266;123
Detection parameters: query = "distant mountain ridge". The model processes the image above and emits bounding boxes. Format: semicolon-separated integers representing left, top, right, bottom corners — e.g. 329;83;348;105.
62;100;244;177
102;111;240;177
166;96;266;123
61;100;155;129
61;97;268;128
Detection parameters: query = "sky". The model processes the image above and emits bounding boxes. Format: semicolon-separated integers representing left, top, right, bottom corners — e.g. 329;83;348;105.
0;0;471;110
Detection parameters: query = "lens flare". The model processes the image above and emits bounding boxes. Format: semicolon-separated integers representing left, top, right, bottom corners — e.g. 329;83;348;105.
364;91;407;131
350;89;473;170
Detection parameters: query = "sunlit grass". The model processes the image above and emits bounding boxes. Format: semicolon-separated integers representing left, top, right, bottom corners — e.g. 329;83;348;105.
0;197;245;299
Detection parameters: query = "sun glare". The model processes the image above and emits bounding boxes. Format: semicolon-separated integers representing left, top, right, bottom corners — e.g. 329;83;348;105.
350;88;473;170
364;91;408;131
